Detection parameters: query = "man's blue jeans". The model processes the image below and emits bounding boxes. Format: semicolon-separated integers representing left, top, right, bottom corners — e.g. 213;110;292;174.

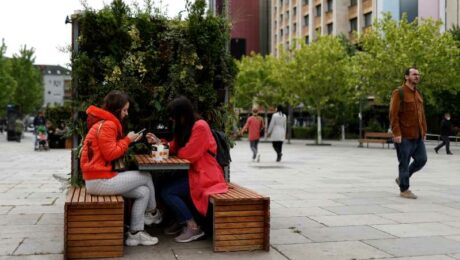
160;176;193;223
394;138;427;192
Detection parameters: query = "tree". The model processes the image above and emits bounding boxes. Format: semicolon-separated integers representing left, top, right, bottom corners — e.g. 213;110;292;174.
9;46;43;115
0;40;16;117
290;36;350;144
353;13;460;107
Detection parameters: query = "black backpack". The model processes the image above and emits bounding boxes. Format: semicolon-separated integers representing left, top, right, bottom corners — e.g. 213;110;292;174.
208;129;232;169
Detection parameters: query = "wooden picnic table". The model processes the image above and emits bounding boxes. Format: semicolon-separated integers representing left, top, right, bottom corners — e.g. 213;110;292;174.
134;154;190;171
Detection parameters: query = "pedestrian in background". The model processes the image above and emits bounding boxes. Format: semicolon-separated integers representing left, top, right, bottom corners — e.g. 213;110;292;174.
389;67;427;199
240;108;264;162
267;105;287;162
434;112;453;155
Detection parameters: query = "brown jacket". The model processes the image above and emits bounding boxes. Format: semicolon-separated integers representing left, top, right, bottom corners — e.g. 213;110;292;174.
389;84;427;139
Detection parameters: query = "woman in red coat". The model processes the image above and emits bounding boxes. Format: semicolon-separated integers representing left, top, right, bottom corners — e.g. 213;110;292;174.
80;90;162;246
146;96;228;243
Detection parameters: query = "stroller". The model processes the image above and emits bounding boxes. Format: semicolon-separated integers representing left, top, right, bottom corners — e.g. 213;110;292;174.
35;125;49;151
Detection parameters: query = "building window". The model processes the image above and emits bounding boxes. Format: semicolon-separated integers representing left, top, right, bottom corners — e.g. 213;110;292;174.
286;41;290;50
316;5;321;16
275;7;277;15
303;0;309;5
286;11;289;19
275;21;278;28
280;14;283;21
286;26;290;35
305;36;310;44
350;0;357;6
293;23;297;33
327;23;333;34
304;15;309;26
327;0;333;12
293;7;297;16
349;17;357;32
280;0;283;5
280;29;284;36
364;12;372;27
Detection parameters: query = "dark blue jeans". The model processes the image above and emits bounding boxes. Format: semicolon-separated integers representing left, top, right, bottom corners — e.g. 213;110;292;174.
160;176;193;223
250;139;259;159
394;138;427;192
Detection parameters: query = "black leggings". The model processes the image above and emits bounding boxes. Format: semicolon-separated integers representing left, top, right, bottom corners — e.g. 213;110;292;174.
272;141;283;155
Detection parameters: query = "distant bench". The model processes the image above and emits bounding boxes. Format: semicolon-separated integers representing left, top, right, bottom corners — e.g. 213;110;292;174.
358;132;392;148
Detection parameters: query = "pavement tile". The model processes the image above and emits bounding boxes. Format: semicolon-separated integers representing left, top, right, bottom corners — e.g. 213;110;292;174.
270;229;312;244
0;238;23;255
388;256;456;260
13;238;63;255
275;241;391;260
35;213;64;225
309;214;397;226
372;223;460;237
322;205;401;215
445;222;460;228
275;199;342;208
173;247;286;260
0;255;63;260
271;216;324;229
377;212;459;224
363;236;460;257
271;207;336;217
0;214;41;225
0;207;12;214
299;225;395;242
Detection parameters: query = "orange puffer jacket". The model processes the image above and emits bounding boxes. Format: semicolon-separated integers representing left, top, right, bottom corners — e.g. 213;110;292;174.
80;106;131;180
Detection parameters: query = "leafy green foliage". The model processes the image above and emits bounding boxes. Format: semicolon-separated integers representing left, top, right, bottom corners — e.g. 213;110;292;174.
73;0;236;131
0;40;16;117
353;13;460;106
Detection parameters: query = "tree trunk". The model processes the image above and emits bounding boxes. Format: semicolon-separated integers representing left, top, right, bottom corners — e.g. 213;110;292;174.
316;110;322;144
264;108;268;140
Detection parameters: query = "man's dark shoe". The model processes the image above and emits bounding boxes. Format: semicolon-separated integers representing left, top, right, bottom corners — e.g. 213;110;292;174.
447;152;453;155
434;148;438;154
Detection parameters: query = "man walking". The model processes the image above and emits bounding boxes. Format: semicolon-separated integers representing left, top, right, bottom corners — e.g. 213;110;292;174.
434;113;453;155
389;68;427;199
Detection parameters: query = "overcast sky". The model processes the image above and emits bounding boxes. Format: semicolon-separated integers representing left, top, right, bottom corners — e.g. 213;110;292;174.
0;0;188;68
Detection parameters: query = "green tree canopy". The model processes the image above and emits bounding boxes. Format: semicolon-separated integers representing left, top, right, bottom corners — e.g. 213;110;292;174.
0;40;17;117
9;46;43;115
353;13;460;106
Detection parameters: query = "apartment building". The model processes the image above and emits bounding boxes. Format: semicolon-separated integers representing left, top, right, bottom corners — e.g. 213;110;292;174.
36;65;72;106
271;0;460;55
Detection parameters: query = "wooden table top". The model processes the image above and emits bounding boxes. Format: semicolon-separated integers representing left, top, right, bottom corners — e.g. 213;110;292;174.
135;154;190;171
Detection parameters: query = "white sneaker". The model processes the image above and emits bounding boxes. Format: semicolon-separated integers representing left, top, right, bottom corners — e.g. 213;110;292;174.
125;230;159;246
256;154;261;163
144;209;162;225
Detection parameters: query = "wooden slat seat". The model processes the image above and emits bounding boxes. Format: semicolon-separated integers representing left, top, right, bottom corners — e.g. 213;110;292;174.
209;183;270;252
64;186;124;259
358;132;392;148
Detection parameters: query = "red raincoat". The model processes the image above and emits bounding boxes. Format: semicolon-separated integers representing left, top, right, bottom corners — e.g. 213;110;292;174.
170;120;228;216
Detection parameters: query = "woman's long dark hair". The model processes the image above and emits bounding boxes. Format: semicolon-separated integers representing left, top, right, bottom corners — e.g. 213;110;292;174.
103;90;129;121
167;96;199;148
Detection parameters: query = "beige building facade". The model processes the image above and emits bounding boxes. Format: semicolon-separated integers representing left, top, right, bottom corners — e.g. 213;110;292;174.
271;0;376;55
271;0;460;55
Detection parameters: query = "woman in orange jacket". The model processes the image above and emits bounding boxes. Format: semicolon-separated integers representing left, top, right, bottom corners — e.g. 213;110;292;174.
80;90;161;246
146;96;228;243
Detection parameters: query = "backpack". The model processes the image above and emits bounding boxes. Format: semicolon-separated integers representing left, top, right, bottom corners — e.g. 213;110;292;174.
208;128;232;170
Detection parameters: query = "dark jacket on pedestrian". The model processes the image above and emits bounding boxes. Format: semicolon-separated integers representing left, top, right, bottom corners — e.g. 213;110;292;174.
389;84;427;139
440;119;452;137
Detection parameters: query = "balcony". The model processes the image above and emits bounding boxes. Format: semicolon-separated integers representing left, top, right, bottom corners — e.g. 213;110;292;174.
348;4;357;19
363;0;372;14
314;16;321;28
325;11;333;24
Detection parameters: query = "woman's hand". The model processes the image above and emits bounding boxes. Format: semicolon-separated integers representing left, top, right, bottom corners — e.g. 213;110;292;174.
127;131;140;142
146;132;161;144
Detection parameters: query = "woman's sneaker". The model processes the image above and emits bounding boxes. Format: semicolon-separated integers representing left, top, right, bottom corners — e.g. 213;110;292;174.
144;209;162;225
174;226;205;243
164;221;183;235
126;230;159;246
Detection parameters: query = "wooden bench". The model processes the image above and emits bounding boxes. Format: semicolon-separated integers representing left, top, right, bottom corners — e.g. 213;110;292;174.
358;132;392;148
209;183;270;252
64;186;124;259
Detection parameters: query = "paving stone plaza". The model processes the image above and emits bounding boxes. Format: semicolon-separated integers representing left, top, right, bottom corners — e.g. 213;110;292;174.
1;132;460;259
